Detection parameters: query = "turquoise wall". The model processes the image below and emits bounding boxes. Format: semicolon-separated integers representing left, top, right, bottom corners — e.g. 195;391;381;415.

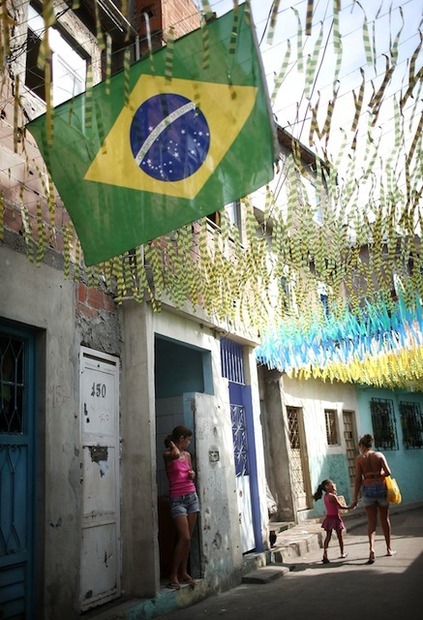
155;336;213;398
356;387;423;504
309;454;351;518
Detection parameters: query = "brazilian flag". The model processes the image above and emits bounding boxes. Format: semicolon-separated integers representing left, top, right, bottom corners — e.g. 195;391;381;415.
28;3;277;266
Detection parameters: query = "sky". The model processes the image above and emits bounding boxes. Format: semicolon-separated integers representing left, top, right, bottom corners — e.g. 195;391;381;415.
191;1;422;147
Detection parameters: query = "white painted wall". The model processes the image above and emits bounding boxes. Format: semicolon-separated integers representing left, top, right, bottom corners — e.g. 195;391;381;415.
119;300;269;595
281;376;359;461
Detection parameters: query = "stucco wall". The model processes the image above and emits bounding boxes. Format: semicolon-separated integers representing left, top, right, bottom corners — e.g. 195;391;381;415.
1;246;80;616
119;300;158;597
194;391;243;591
119;300;269;597
356;387;423;504
282;377;359;515
0;245;122;617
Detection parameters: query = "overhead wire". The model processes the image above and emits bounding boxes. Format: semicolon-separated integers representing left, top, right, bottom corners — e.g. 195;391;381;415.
259;0;422;206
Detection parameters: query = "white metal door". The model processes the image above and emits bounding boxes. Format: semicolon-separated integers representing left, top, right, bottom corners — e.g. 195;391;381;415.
79;347;120;612
235;475;255;552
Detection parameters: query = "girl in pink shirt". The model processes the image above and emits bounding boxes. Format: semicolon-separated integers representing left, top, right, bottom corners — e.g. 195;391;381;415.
164;425;200;590
313;479;354;563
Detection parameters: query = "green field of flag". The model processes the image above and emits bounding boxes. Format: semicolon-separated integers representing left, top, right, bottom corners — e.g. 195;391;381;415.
28;3;277;265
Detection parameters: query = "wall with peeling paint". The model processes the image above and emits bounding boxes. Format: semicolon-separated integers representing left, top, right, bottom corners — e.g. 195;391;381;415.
119;298;268;599
0;245;115;616
260;368;360;523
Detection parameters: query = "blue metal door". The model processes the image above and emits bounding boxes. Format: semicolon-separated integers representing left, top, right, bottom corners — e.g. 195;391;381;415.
0;323;35;619
220;339;262;553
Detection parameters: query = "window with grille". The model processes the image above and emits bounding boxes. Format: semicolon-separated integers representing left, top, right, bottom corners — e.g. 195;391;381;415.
287;406;301;449
324;409;339;445
220;338;244;384
231;404;249;476
370;398;399;450
0;333;25;434
400;401;423;449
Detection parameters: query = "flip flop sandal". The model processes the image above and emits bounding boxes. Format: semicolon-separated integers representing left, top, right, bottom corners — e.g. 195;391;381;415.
166;581;181;590
182;577;196;586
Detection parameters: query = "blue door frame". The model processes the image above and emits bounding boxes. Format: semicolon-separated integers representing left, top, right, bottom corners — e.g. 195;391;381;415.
0;322;36;619
229;382;263;553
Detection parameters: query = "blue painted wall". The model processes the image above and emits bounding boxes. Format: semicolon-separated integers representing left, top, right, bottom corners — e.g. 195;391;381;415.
306;385;423;521
155;336;213;397
309;454;352;518
356;387;423;504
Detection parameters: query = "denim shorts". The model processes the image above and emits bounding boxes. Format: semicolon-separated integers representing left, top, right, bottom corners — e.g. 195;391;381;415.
361;495;389;508
361;483;389;508
169;492;200;519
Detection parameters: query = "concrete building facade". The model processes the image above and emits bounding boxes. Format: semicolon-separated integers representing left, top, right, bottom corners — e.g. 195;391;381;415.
0;2;271;617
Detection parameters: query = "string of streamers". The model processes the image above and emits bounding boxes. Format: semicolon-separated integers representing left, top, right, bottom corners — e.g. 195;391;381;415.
0;0;422;392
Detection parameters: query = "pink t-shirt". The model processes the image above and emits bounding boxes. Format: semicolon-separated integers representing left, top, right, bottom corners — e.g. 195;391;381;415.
324;493;339;517
166;454;196;497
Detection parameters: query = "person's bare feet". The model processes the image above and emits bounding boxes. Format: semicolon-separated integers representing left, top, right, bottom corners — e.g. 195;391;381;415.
166;580;181;590
179;573;196;586
386;549;397;557
366;551;375;564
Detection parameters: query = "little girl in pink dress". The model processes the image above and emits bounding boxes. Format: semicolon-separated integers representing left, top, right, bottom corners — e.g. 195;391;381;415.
313;479;354;563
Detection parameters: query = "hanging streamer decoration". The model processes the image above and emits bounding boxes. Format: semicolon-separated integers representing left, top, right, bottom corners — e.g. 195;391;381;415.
0;0;422;391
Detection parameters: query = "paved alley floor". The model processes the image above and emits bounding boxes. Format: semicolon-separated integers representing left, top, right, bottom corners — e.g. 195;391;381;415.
157;507;422;620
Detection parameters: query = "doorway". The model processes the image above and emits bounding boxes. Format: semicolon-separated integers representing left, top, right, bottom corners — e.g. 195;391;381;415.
342;410;358;487
286;406;312;511
0;322;36;619
79;347;121;612
154;336;211;582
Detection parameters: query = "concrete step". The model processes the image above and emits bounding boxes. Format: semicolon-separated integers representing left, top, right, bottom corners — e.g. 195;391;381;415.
270;522;324;563
241;551;268;575
242;565;289;584
268;521;295;534
241;519;324;578
268;521;295;546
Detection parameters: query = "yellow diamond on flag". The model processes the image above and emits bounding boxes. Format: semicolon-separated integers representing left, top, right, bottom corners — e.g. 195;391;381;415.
84;74;258;199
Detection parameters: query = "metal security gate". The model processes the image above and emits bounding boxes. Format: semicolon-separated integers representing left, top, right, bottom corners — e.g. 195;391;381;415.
79;348;120;612
343;410;358;486
0;324;36;619
286;406;311;511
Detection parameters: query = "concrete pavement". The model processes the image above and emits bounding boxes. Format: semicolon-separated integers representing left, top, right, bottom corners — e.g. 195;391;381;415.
156;505;423;620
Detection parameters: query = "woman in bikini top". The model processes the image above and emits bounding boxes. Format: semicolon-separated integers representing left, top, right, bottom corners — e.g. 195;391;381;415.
356;440;391;488
352;434;395;563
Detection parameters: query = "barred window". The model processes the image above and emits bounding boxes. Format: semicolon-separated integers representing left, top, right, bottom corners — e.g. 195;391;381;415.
287;406;301;449
370;398;399;450
400;401;423;449
325;409;339;445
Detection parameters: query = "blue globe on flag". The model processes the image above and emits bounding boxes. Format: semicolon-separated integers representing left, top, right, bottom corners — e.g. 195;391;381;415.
130;93;210;182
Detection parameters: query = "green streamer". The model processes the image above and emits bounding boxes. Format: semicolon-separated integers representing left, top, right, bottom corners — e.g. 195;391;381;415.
305;22;323;100
271;40;291;104
267;0;281;46
291;7;304;74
